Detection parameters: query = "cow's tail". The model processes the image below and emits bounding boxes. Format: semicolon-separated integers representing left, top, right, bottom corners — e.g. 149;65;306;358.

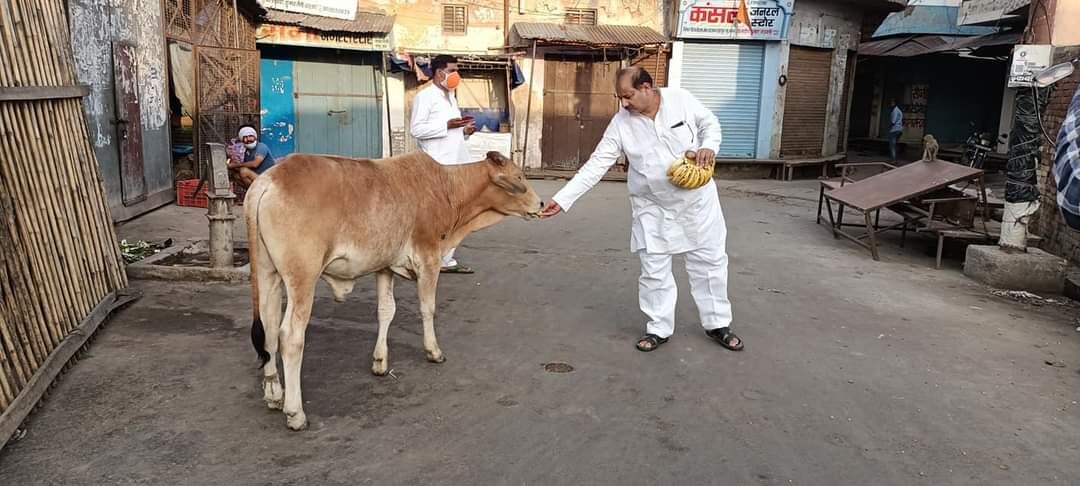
246;180;272;368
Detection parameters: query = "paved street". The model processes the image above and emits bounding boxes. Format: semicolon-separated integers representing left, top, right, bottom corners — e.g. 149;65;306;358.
1;180;1078;485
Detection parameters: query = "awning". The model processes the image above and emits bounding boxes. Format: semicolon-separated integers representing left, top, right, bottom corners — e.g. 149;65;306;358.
873;6;999;38
858;31;1021;57
263;8;394;34
510;22;667;48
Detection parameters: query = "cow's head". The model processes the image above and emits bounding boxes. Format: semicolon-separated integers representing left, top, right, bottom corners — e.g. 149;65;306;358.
483;151;542;219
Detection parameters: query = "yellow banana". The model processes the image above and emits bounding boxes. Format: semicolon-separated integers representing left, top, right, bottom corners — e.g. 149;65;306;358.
695;169;707;188
678;166;694;188
673;164;691;187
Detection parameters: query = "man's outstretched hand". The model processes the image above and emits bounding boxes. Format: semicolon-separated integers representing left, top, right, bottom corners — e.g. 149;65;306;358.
539;201;563;219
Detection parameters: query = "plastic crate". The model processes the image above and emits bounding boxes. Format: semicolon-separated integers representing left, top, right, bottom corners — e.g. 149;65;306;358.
176;179;209;208
176;179;244;208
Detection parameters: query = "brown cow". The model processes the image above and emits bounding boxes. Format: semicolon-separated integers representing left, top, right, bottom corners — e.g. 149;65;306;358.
246;151;542;430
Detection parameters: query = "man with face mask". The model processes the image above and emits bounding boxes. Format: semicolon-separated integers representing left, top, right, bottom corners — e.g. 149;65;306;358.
539;67;742;353
410;54;478;274
228;125;276;189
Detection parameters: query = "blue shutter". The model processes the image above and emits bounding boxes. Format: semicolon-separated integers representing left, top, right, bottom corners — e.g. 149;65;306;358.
680;42;765;158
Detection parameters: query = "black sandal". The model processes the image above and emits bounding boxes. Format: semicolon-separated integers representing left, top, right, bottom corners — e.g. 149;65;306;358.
636;334;668;352
706;327;744;351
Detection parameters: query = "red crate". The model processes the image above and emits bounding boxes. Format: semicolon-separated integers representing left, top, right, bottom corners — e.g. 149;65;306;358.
176;179;209;208
175;179;245;208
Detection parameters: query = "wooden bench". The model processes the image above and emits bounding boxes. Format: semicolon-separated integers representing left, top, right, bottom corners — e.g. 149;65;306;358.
780;154;847;181
933;229;1042;269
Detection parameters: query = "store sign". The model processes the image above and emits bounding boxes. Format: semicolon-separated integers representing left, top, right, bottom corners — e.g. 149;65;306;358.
958;0;1030;26
1008;44;1053;87
262;0;357;21
675;0;793;41
256;24;390;52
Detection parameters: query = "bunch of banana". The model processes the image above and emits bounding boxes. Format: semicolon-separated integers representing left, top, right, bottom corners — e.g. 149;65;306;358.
666;150;714;190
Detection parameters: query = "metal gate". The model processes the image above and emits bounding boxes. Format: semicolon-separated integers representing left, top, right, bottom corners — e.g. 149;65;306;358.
781;46;833;157
195;46;260;175
293;57;383;158
541;55;619;170
680;42;764;158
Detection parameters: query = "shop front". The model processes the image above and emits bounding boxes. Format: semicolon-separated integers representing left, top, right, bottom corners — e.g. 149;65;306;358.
669;0;793;159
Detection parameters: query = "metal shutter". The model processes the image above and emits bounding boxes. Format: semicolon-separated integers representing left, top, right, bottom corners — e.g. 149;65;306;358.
679;42;765;158
781;46;832;157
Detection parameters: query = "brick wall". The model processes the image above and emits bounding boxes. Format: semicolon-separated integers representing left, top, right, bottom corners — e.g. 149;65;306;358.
1032;46;1080;261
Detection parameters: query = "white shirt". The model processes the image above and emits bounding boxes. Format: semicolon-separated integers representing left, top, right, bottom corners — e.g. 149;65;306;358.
410;83;471;165
552;87;725;254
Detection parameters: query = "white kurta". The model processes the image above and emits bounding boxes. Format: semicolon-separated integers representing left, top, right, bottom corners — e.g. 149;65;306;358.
551;87;725;255
410;83;471;165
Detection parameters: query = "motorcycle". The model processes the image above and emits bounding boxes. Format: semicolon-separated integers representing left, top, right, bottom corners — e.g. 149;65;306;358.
960;122;994;170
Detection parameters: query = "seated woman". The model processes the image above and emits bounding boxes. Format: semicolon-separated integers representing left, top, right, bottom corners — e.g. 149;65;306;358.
229;125;276;189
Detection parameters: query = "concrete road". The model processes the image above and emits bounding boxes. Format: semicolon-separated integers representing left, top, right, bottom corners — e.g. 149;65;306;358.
2;181;1078;485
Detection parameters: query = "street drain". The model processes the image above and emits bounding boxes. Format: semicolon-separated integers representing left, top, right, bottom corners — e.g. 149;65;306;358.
543;362;574;373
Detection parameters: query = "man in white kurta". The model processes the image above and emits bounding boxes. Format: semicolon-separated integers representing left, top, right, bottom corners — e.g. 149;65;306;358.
540;67;742;352
410;54;476;273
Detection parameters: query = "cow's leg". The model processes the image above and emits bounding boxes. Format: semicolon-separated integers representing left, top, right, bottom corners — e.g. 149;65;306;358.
372;270;396;376
260;275;285;409
280;275;317;430
416;266;445;363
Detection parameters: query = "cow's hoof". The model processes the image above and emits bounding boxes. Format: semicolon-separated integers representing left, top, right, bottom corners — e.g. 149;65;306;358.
263;380;283;408
426;351;446;364
285;411;308;431
372;359;389;376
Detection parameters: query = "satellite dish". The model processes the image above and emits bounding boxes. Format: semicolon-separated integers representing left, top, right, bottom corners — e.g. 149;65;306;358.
1034;62;1075;88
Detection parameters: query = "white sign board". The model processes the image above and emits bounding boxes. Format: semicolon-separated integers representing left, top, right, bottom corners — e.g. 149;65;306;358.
1008;44;1053;87
675;0;793;41
261;0;357;21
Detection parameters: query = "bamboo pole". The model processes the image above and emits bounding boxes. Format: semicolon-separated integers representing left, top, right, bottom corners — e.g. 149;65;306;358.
0;105;52;364
12;0;48;86
32;97;100;308
0;249;37;384
0;194;51;367
2;108;64;355
0;314;17;408
62;100;120;292
0;1;30;87
3;102;70;343
0;0;131;421
29;101;97;322
38;0;74;85
0;103;58;357
64;98;125;289
0;257;33;389
10;0;48;87
59;99;111;290
0;170;36;384
52;100;110;304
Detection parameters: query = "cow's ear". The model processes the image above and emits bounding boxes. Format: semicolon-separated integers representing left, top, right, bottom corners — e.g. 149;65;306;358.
485;151;509;166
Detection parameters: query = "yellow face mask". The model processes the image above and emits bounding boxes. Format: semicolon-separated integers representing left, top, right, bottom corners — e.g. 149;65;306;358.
443;71;461;90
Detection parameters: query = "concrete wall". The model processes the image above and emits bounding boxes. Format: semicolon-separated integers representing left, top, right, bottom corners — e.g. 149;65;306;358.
69;0;173;222
368;0;664;53
511;49;548;169
1033;46;1080;262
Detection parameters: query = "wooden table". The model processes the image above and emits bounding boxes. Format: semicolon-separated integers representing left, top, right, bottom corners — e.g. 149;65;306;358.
822;160;987;260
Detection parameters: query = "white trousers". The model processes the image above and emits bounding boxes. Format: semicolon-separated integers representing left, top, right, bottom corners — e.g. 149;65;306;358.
441;247;458;268
638;243;732;339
